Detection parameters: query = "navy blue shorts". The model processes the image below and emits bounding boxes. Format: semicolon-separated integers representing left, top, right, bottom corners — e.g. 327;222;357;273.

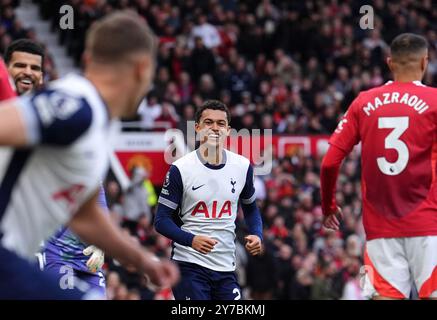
172;260;242;300
0;246;84;299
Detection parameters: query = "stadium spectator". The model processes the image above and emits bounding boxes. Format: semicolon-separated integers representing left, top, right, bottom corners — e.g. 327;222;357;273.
121;167;152;235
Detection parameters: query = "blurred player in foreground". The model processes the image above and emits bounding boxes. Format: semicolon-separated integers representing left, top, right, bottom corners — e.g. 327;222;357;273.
321;33;437;299
155;100;263;300
0;11;179;299
5;39;108;298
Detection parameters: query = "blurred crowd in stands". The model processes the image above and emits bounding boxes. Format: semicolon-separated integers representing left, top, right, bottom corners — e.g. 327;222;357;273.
2;0;437;299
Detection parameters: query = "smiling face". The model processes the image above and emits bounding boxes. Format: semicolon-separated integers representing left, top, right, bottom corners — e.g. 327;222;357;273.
7;51;43;95
195;108;230;148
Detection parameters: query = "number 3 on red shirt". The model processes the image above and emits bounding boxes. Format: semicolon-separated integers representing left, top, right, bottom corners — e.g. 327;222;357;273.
377;116;409;176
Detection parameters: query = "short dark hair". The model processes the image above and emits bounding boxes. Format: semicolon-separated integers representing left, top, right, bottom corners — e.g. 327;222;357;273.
390;33;428;61
85;10;157;64
4;39;45;65
195;100;231;124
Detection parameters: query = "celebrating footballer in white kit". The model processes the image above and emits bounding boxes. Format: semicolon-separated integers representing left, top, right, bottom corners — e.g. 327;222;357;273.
155;100;263;300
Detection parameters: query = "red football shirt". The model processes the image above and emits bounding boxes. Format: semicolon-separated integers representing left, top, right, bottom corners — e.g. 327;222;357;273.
329;81;437;240
0;58;16;101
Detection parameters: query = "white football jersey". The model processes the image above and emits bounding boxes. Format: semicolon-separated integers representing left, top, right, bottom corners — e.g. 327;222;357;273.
158;149;257;272
0;73;118;260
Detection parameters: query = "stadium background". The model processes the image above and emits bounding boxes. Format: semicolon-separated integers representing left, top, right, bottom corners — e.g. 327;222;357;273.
1;0;437;300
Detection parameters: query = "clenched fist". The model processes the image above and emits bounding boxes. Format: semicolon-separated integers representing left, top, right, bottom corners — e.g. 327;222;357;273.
192;235;218;254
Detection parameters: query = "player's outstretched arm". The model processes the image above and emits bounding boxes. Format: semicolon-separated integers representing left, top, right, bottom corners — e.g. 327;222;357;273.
320;144;348;231
0;100;28;146
68;189;180;288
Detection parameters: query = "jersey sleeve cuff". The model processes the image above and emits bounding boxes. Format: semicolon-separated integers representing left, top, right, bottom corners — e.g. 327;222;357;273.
241;192;256;205
158;196;178;210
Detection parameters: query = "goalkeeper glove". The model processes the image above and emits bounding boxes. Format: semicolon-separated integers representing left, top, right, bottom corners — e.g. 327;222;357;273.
83;245;105;273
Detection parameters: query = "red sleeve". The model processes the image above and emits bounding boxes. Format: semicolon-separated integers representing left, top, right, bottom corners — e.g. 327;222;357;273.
320;95;362;216
0;59;16;101
320;143;348;216
329;94;361;153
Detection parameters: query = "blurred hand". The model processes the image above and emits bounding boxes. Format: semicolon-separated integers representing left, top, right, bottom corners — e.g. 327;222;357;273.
245;235;262;256
83;245;105;273
192;235;218;254
144;256;180;290
323;206;343;231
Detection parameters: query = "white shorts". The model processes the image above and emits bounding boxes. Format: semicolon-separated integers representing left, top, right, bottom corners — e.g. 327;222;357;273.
361;236;437;299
